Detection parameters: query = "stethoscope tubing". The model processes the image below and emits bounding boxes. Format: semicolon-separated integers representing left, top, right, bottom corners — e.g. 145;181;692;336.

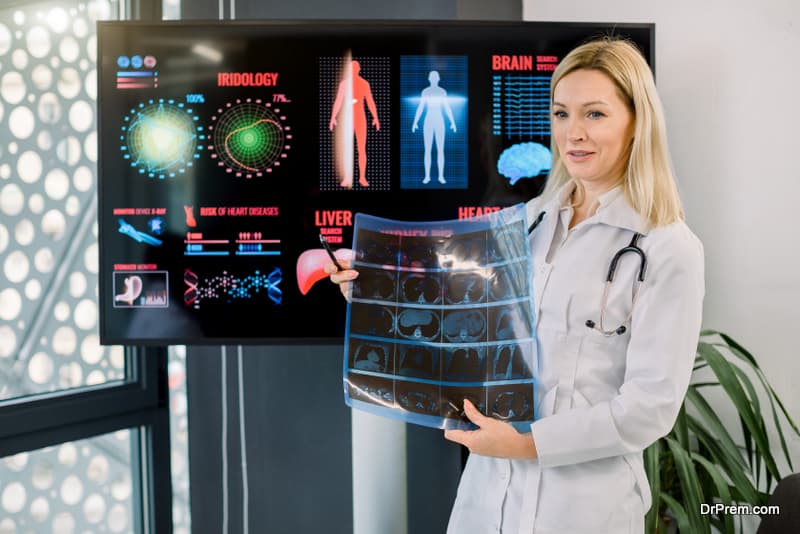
527;210;647;336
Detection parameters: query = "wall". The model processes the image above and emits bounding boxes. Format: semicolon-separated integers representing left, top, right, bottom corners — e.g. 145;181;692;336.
524;0;800;482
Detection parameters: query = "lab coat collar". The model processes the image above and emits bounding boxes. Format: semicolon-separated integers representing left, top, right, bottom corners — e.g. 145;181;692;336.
542;180;650;236
594;186;651;235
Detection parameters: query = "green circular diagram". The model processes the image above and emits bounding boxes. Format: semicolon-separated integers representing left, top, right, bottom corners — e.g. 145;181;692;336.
210;99;291;178
120;98;202;179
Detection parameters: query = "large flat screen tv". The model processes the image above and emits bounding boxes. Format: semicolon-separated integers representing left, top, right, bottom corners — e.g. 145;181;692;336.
97;20;654;344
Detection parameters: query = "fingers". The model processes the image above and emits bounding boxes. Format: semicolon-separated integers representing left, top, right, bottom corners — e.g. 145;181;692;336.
330;271;358;285
325;261;357;302
462;398;490;426
444;429;470;446
325;264;358;285
443;398;487;448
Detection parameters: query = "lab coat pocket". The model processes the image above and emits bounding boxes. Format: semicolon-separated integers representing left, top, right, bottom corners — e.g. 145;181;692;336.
534;456;639;533
574;330;629;404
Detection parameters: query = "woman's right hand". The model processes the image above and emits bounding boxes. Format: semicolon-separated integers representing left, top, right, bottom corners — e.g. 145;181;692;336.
324;259;359;301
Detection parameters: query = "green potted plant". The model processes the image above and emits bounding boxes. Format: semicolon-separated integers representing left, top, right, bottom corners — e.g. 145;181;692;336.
644;330;800;533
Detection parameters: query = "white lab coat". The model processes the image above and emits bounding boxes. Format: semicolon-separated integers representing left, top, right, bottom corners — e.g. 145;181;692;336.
447;181;705;534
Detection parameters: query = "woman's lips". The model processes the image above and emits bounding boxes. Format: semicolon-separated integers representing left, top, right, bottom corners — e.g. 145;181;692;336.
566;150;594;162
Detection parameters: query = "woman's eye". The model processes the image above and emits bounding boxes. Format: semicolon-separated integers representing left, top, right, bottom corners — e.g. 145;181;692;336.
552;110;567;119
587;110;605;119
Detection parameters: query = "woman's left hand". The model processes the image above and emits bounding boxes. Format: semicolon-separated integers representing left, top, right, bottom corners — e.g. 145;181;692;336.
444;399;538;459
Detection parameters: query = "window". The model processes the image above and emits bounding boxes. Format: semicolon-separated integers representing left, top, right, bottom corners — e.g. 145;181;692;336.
0;1;175;533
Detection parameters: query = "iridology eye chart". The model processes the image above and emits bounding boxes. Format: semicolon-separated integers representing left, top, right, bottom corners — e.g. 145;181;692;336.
343;204;538;430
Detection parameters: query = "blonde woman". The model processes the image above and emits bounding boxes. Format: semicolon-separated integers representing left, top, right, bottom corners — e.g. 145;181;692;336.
329;37;704;533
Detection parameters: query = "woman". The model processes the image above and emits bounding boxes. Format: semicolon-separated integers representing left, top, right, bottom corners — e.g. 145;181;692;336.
328;37;704;533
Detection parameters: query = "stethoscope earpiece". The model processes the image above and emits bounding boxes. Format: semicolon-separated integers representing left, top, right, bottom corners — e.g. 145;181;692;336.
585;319;626;336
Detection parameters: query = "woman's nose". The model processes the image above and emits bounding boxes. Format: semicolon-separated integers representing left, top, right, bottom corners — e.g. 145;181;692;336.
567;121;586;142
567;120;586;142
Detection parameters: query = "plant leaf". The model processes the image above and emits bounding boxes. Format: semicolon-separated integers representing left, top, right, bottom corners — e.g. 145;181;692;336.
697;342;780;479
687;416;760;504
719;338;800;474
685;388;748;471
660;493;691;533
645;440;662;533
691;453;735;534
729;363;763;483
691;381;720;388
674;405;690;449
665;437;710;532
706;332;800;439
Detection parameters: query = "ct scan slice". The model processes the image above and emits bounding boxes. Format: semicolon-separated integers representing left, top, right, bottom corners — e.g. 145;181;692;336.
343;204;538;430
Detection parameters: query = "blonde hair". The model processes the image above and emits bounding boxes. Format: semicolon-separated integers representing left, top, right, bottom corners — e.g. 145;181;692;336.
541;37;684;227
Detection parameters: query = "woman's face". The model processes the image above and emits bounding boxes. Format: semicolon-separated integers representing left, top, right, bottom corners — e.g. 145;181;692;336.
551;69;634;190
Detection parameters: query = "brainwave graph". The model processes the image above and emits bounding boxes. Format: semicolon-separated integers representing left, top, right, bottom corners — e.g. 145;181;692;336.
492;75;550;138
209;98;292;178
121;98;203;179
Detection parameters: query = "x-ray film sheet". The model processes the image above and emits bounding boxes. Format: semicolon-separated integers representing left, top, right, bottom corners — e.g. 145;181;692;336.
343;204;538;431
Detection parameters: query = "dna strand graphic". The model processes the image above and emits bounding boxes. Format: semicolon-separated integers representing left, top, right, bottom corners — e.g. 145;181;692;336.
182;268;282;307
184;269;199;306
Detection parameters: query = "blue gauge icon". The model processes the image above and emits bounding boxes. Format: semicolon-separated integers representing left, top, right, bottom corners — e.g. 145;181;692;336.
131;55;143;69
117;55;131;68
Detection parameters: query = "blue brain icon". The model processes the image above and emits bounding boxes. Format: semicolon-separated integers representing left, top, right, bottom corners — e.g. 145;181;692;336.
497;142;552;185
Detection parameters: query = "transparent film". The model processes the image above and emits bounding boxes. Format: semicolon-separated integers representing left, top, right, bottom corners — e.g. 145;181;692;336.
343;204;539;430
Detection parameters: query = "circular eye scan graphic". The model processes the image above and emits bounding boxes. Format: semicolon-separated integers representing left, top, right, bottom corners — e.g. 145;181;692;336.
209;98;291;178
121;98;202;179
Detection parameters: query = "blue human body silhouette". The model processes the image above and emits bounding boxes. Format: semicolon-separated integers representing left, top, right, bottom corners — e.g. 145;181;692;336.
412;71;457;184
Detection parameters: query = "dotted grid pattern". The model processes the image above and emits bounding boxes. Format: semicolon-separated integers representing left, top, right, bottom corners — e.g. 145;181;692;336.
0;0;122;399
345;216;536;430
318;57;391;192
0;430;134;533
399;55;468;190
0;3;190;534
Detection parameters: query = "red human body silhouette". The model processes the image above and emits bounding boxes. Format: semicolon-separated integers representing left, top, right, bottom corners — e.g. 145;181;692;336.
329;60;380;188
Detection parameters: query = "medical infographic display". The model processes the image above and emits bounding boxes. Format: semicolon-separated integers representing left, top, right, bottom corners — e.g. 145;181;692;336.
97;21;653;344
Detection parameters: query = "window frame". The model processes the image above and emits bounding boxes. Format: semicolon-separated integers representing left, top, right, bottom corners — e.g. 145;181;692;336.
0;2;170;532
0;347;173;534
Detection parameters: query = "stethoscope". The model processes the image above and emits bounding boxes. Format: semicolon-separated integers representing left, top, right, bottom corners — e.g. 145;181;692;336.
528;211;647;337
